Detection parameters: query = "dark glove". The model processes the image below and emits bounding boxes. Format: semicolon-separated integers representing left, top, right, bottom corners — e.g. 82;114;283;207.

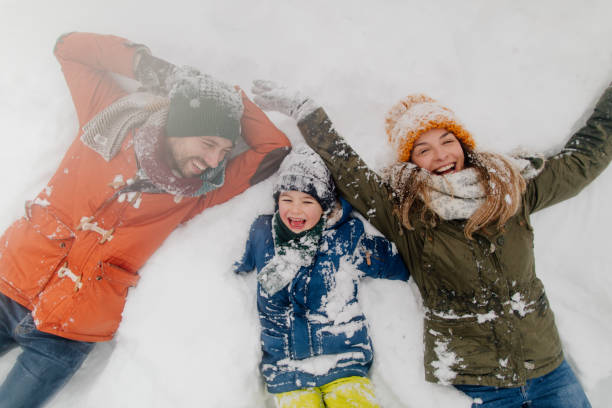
135;52;177;95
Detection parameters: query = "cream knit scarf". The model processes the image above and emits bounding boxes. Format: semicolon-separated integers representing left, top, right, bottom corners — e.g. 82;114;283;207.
383;153;543;220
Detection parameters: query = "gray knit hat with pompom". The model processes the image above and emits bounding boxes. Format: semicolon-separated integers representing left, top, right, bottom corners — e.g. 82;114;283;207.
166;69;244;142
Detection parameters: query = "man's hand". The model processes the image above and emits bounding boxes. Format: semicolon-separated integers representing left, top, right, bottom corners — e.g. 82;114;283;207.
135;52;177;95
251;80;319;122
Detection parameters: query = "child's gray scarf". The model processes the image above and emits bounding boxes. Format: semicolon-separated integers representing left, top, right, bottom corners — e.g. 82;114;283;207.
258;212;324;296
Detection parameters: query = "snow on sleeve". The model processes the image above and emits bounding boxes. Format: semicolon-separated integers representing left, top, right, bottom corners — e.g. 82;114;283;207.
33;197;50;207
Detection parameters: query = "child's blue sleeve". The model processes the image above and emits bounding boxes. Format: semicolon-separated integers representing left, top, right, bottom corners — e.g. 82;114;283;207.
233;220;258;274
357;234;410;281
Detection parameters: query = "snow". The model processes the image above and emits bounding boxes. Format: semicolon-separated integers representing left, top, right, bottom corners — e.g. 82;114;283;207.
508;292;536;318
322;257;363;326
278;352;367;377
33;197;50;207
476;311;498;324
1;1;612;407
431;339;463;385
427;309;498;325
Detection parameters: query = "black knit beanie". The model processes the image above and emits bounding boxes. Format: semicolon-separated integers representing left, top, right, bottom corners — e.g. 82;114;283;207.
165;73;243;142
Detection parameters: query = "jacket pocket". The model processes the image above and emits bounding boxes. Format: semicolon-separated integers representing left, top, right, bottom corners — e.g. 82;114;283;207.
36;261;139;340
0;203;74;301
316;318;370;359
260;329;287;359
424;316;499;381
72;262;139;337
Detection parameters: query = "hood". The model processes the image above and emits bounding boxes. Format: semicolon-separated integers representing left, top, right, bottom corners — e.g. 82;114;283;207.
325;196;353;230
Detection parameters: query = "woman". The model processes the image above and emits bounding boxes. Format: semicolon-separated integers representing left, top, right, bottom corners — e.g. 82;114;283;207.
250;80;611;407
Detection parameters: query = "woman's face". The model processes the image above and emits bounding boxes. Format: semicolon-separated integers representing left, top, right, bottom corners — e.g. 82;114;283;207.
410;128;465;174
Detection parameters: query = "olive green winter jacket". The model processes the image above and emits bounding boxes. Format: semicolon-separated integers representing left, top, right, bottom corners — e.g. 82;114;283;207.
297;85;612;387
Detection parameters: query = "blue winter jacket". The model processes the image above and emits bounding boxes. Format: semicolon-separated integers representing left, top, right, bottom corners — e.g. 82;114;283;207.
235;198;409;393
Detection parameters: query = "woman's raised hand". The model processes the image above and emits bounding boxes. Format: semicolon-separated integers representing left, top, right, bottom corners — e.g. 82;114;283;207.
251;80;319;122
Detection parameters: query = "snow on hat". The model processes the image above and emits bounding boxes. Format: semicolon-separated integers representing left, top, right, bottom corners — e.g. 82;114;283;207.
166;70;244;142
273;144;336;211
385;94;475;162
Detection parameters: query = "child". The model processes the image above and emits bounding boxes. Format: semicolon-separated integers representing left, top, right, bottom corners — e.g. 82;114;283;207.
251;80;612;407
235;145;409;408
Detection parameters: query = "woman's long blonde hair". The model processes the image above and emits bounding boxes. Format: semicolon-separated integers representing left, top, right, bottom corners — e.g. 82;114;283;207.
388;147;526;239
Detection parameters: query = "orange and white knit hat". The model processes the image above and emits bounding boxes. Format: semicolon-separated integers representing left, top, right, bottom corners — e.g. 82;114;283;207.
385;94;476;162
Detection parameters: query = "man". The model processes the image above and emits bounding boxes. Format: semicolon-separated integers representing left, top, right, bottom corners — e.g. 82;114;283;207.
0;32;290;407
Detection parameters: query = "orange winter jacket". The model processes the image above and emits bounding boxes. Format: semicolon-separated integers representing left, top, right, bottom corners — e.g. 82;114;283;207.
0;32;290;342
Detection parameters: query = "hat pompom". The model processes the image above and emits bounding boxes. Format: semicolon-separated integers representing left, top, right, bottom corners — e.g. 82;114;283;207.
384;94;475;162
385;94;436;137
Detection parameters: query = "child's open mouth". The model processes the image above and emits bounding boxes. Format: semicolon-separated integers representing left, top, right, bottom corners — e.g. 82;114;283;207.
288;217;306;230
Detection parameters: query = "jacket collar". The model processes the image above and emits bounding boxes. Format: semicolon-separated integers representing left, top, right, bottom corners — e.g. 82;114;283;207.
325;197;353;230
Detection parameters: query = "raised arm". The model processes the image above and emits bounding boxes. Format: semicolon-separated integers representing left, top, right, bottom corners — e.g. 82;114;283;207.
526;84;612;213
54;32;147;126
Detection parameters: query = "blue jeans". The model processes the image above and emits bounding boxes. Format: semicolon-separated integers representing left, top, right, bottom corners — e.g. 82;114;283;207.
0;293;94;408
455;360;591;408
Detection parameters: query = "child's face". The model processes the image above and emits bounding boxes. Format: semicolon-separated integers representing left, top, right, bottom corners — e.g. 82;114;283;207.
278;191;323;233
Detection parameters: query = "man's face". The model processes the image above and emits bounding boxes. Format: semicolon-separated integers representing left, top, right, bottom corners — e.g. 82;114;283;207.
165;135;234;178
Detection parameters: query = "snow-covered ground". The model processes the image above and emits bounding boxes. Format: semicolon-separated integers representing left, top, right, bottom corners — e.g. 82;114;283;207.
1;1;612;406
